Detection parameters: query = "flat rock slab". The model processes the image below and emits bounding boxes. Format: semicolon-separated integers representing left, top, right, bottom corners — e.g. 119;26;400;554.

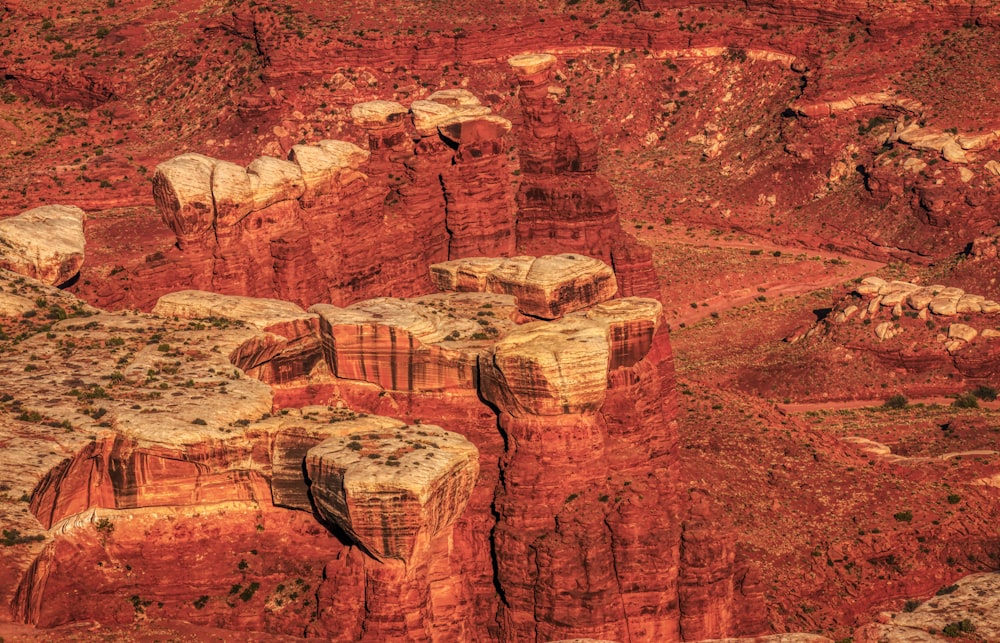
153;290;315;333
0;205;86;286
305;416;479;562
480;317;610;417
432;254;617;319
310;293;519;392
508;52;557;76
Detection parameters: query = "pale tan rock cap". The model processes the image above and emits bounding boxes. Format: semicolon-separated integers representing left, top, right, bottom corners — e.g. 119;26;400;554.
153;290;315;331
480;317;610;416
305;416;479;561
508;52;557;75
153;152;218;242
290;140;369;196
350;99;408;127
427;88;483;107
411;100;492;137
0;204;86;286
432;254;618;319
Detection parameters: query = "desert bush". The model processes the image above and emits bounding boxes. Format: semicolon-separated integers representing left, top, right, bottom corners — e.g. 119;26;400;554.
883;394;908;410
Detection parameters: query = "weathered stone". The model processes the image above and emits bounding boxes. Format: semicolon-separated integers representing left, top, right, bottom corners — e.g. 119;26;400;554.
246;156;305;211
485;254;618;319
311;293;519;392
479;317;610;416
430;257;508;292
948;323;977;343
305;416;479;562
0;205;86;285
874;321;898;340
929;295;960;316
350;100;408;127
956;294;984;314
507;53;557;76
906;287;941;310
152;290;315;331
211;160;254;226
427;89;484;107
856;276;887;296
152;153;218;245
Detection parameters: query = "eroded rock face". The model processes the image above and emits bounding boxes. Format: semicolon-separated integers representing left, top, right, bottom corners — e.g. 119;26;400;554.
0;205;86;286
432;254;618;319
508;53;663;302
305;416;479;562
312;293;520;392
855;573;1000;642
480;318;610;416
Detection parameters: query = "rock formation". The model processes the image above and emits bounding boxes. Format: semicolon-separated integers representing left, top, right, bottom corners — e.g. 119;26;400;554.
819;276;1000;377
96;58;662;312
0;248;766;640
0;205;86;286
508;53;662;302
432;254;618;319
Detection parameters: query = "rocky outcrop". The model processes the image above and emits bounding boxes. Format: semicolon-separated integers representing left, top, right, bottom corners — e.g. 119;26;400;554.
508;53;663;302
854;573;1000;642
432;254;618;319
312;292;520;393
152;289;324;386
820;276;1000;377
0;205;86;286
305;416;479;561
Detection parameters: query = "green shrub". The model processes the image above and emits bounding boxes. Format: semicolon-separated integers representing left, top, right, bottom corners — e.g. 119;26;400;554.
893;510;913;522
971;385;997;401
239;581;260;602
942;619;975;637
952;393;979;409
883;394;908;410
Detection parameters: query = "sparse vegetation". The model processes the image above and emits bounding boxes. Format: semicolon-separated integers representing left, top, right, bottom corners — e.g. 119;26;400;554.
883;394;908;410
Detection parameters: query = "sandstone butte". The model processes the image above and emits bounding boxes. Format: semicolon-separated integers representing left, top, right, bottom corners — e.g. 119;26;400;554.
2;0;1000;640
0;255;697;642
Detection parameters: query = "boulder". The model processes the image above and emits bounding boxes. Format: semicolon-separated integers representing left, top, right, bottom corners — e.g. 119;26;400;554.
856;276;887;296
305;416;479;561
507;52;557;76
432;254;617;319
479;317;610;416
948;323;977;343
956;294;984;314
485;254;618;319
152;153;218;243
350;100;408;127
0;205;86;285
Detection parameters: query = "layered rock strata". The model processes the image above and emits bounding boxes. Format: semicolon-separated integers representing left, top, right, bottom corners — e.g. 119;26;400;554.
508;53;663;301
431;254;618;319
0;269;483;640
104;61;660;312
821;276;1000;377
0;248;773;640
0;205;86;286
